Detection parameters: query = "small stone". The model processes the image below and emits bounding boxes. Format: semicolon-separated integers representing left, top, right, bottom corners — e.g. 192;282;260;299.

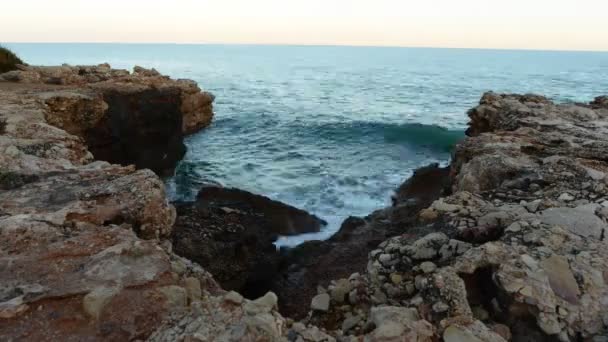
420;261;437;274
310;293;330;312
558;193;575;202
348;273;361;281
540;254;580;304
224;291;244;304
410;295;424;306
390;273;403;285
472;306;489;320
348;290;358;305
244;292;278;315
342;315;361;332
525;200;541;213
419;208;439;221
330;279;352;303
506;222;522;233
520;254;538;269
159;286;187;308
538;312;561;335
184;277;201;302
405;282;416;295
432;301;449;313
0;296;29;319
491;324;512;341
414;275;428;290
443;325;484;342
371;290;387;305
432;200;460;212
378;253;392;264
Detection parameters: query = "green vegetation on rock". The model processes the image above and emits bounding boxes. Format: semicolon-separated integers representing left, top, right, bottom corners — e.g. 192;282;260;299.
0;45;24;73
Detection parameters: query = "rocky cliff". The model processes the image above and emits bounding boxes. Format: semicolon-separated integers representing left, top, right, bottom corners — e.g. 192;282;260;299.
1;64;214;175
0;65;328;342
2;63;607;342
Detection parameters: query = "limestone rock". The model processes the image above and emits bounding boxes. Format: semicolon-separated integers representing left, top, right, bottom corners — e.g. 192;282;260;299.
311;293;330;312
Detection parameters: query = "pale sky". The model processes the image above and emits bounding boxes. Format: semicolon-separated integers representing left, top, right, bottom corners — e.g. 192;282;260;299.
3;0;608;51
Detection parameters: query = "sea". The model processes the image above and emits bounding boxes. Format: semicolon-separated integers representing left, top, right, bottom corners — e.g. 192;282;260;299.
8;43;608;246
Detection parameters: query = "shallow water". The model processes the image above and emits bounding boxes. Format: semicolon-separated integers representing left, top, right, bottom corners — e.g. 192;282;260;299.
9;43;608;246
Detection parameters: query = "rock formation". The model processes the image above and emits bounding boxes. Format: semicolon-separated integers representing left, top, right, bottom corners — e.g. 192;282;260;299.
290;93;608;341
172;186;325;298
2;61;607;342
1;64;214;175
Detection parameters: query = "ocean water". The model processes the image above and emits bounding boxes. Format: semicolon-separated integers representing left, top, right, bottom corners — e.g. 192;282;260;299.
8;43;608;246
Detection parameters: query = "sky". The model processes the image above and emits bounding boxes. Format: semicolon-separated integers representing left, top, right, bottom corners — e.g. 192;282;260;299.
2;0;608;51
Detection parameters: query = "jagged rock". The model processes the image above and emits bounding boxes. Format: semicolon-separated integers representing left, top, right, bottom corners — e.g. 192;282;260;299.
1;63;215;175
172;187;324;298
272;163;451;319
540;207;606;239
295;93;608;341
368;306;434;341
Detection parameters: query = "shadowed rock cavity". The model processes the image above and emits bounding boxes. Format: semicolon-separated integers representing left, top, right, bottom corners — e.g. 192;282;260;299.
86;87;186;176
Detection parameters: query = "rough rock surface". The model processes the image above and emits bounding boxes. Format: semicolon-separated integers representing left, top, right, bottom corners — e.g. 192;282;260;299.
0;70;309;342
292;92;608;342
0;64;214;175
3;72;608;342
272;163;452;319
172;186;326;299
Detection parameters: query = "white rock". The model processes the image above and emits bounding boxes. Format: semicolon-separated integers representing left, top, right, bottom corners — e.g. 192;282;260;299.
310;293;330;312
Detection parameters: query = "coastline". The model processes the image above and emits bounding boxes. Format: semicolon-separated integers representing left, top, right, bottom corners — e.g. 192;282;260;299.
1;64;607;341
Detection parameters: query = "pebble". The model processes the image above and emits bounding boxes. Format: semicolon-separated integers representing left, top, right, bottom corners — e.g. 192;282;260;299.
310;293;330;312
432;301;449;313
420;261;437;274
342;315;361;332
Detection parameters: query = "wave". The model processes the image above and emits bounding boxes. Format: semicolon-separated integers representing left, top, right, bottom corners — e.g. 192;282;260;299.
381;122;465;152
294;121;465;152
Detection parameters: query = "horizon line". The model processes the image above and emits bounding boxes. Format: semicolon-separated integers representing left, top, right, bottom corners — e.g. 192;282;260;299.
4;41;608;53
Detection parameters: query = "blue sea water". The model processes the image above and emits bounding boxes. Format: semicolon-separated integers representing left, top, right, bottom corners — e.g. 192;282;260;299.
7;43;608;246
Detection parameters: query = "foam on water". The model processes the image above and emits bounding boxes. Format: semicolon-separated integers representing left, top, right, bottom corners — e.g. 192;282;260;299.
9;43;608;246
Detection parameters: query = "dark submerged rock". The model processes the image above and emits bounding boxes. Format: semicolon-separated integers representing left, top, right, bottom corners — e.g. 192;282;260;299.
172;186;327;298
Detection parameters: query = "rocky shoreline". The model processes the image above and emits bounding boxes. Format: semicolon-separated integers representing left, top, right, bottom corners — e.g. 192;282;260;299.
1;64;608;341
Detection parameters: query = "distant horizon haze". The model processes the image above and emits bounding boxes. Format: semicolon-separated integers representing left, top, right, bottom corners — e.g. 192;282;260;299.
2;0;608;52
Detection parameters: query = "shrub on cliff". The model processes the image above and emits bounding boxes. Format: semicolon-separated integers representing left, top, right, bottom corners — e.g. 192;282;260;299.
0;45;24;73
